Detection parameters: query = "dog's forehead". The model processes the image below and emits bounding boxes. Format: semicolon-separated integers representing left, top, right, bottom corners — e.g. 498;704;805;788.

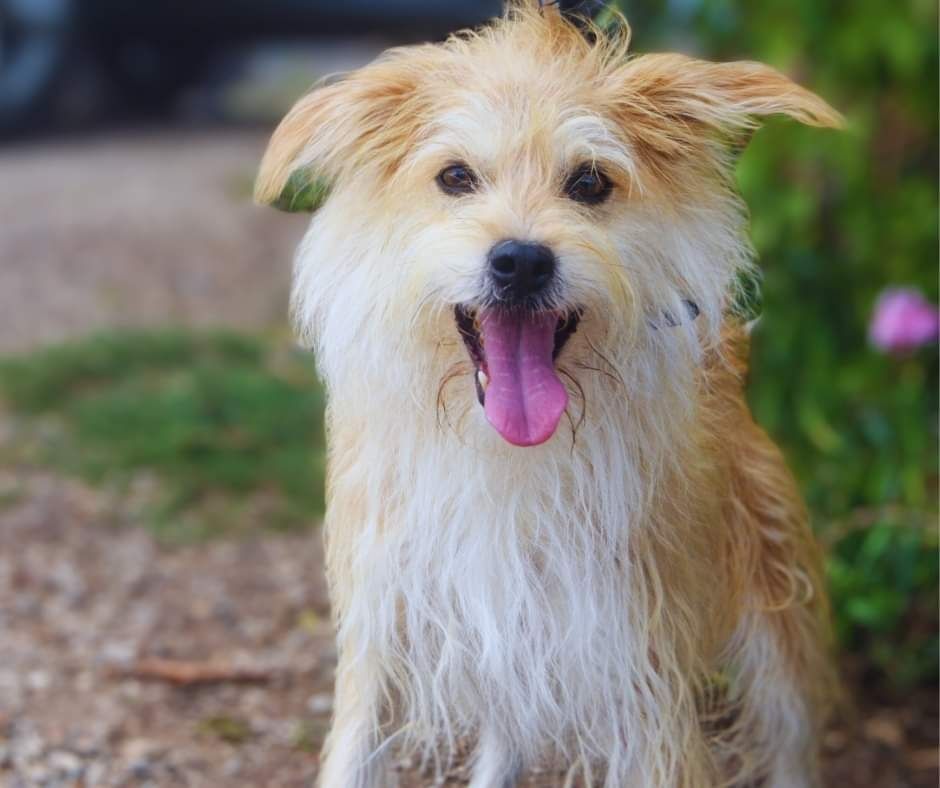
423;74;627;172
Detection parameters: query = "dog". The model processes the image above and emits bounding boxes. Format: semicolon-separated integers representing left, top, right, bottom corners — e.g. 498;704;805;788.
255;3;842;785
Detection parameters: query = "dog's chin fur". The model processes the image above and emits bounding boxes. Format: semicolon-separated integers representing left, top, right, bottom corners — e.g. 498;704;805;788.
257;3;842;786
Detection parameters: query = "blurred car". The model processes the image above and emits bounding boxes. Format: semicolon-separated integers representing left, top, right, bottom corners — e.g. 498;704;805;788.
0;0;506;133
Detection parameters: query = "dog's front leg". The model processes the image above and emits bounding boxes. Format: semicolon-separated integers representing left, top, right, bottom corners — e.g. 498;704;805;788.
468;726;522;788
318;651;394;788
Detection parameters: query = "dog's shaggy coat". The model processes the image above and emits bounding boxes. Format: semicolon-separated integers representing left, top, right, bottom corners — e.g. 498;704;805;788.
256;3;842;786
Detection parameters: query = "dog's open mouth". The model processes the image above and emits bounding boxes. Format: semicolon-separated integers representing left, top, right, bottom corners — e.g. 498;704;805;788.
455;305;580;447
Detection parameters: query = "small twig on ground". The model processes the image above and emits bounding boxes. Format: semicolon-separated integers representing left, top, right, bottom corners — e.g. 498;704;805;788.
114;657;272;686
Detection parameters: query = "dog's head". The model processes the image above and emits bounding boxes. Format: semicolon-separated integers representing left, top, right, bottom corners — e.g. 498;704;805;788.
257;2;840;448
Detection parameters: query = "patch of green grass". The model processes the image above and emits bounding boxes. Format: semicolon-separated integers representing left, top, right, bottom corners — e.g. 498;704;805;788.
290;718;330;753
0;488;23;511
0;330;325;541
199;714;253;745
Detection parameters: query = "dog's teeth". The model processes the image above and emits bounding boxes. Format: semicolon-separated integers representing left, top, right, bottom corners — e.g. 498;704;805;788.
477;369;489;392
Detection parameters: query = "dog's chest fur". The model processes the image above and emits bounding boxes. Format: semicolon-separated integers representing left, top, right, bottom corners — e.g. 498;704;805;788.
325;400;719;767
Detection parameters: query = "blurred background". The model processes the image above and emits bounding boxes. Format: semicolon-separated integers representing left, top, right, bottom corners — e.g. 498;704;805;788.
0;0;936;786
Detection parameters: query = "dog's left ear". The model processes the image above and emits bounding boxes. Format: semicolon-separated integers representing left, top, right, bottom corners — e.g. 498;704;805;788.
254;57;422;212
614;53;843;147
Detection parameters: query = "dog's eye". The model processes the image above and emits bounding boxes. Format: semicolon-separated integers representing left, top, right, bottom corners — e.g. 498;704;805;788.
437;164;478;196
564;166;612;205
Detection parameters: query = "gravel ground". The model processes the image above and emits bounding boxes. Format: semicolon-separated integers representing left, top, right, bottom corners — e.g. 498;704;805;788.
0;129;305;353
0;469;330;788
0;468;936;788
0;128;936;786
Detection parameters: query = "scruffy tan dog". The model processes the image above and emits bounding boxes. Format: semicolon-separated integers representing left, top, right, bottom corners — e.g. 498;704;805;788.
256;3;841;786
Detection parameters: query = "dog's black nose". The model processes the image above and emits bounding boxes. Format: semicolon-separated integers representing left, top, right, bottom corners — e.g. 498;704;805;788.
488;240;556;302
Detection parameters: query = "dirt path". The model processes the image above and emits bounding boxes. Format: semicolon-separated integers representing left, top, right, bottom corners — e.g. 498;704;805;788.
0;129;305;353
0;468;934;788
0;469;330;787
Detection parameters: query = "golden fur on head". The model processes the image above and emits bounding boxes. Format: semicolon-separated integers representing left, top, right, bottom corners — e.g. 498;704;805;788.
256;2;840;206
256;3;841;786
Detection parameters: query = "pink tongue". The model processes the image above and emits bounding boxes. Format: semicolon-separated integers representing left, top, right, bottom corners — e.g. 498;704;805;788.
480;310;568;447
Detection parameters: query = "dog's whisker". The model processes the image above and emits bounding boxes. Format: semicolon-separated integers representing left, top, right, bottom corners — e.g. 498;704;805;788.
583;336;628;390
436;363;470;432
572;361;622;389
558;367;587;449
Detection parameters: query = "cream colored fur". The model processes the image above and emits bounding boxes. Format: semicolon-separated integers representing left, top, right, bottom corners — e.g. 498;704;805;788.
256;3;842;786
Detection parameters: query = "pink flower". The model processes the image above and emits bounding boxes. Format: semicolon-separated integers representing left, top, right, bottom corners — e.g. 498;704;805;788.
869;288;940;354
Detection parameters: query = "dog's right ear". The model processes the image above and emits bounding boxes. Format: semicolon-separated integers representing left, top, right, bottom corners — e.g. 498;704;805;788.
254;58;423;212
